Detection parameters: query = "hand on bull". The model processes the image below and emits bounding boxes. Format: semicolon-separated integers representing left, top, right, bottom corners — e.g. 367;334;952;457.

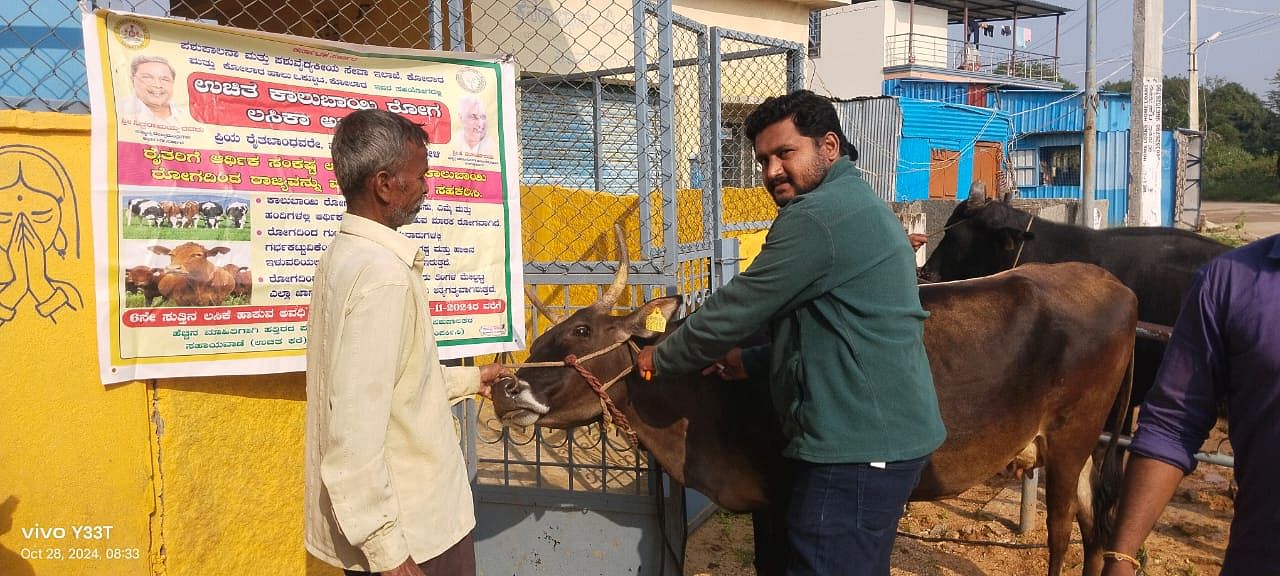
477;363;513;400
636;346;656;380
701;347;748;381
637;346;749;381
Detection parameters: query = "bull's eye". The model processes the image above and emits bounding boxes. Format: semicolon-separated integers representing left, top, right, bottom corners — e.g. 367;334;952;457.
572;325;590;338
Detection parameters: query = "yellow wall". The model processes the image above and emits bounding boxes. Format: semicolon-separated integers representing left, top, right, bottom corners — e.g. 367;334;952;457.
0;111;339;576
0;111;153;575
0;109;777;576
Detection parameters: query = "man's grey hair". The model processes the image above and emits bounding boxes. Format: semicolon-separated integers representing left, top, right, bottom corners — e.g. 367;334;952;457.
331;109;428;199
130;54;175;78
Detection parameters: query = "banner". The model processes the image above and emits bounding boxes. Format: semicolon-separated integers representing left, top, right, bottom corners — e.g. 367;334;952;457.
85;10;524;384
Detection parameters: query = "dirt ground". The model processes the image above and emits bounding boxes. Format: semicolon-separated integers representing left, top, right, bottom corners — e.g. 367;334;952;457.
684;422;1234;576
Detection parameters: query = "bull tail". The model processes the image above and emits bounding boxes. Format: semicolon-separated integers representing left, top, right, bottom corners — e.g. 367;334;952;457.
1092;344;1134;549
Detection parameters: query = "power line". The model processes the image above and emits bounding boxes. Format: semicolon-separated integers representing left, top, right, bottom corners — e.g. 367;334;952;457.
1200;5;1280;17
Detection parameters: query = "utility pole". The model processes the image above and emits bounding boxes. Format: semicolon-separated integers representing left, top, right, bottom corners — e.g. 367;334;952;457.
1128;0;1164;226
1081;0;1098;228
1188;5;1221;133
1188;0;1199;132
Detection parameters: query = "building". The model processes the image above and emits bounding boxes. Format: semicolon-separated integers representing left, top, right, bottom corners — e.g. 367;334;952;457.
835;95;1012;202
809;0;1070;98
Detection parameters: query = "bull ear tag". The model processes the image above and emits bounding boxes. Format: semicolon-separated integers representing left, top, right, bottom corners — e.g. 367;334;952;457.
645;309;667;333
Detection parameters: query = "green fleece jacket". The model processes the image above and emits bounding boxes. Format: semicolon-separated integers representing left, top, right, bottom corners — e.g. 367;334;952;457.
654;158;945;463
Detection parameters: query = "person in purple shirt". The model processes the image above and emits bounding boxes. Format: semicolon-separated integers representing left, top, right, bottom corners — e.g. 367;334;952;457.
1103;234;1280;575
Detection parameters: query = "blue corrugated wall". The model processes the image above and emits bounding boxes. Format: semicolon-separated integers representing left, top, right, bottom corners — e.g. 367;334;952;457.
1014;131;1133;226
992;90;1131;134
883;79;973;105
895;97;1011;201
999;89;1143;226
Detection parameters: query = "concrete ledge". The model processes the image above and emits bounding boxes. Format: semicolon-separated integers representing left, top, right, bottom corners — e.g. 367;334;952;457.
0;109;90;132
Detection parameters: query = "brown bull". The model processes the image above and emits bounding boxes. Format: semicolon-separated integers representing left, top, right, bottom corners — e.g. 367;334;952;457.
493;238;1136;576
149;242;235;306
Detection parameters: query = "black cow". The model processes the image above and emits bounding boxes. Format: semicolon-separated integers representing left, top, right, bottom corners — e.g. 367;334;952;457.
918;195;1228;413
197;201;224;229
128;199;166;227
225;201;249;228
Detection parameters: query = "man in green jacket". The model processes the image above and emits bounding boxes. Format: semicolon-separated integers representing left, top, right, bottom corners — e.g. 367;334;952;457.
638;90;945;575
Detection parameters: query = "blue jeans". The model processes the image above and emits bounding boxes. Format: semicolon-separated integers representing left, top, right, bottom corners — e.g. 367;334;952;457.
784;456;928;576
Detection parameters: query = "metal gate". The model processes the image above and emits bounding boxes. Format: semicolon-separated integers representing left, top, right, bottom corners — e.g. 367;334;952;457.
467;2;707;572
466;5;807;573
709;27;805;246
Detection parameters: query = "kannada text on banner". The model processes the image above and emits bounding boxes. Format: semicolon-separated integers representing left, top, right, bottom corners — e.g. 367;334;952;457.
88;10;523;384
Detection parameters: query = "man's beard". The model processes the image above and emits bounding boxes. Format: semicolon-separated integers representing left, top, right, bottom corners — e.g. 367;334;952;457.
389;199;423;229
766;157;829;207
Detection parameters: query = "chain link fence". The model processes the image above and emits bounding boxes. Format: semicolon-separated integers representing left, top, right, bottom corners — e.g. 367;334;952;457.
5;0;803;496
712;29;802;240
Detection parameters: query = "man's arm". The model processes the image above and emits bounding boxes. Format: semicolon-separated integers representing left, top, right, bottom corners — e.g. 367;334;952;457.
441;366;482;400
654;211;830;374
1101;456;1186;575
1106;267;1224;574
442;364;507;401
320;281;413;571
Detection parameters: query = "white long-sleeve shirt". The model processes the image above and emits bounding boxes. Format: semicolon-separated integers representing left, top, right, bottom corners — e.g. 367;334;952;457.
305;213;481;571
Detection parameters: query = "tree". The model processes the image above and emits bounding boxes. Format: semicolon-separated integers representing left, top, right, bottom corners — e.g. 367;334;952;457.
1100;77;1188;131
1201;78;1273;155
1267;68;1280;113
1100;76;1276;153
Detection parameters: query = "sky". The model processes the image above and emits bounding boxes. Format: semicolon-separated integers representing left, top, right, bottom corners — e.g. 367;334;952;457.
955;0;1280;99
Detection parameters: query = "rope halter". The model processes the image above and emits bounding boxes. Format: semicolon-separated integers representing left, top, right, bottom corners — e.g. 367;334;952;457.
503;339;642;448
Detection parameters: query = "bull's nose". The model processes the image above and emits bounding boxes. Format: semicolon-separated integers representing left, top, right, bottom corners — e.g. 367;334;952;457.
499;375;521;398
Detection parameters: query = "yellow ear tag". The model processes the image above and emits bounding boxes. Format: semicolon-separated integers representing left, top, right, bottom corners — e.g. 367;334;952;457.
644;309;667;333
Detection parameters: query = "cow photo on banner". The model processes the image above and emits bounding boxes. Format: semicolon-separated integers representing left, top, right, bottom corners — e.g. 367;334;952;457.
83;9;523;384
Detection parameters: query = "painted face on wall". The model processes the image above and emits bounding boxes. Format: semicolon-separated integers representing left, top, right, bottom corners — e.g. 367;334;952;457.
0;144;82;323
752;117;839;208
131;60;175;113
0;153;66;257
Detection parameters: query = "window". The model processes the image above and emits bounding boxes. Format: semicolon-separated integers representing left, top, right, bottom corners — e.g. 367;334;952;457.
1039;145;1081;186
720;119;760;188
808;10;822;58
1011;149;1037;187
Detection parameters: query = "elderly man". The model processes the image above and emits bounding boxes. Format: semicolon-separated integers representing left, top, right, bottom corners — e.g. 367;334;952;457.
305;109;508;576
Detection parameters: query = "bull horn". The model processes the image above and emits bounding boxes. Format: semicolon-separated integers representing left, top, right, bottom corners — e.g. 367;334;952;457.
598;224;630;308
525;285;565;324
968;189;989;207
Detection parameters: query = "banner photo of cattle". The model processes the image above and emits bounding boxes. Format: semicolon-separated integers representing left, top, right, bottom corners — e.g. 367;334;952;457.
87;10;524;383
122;194;251;241
122;240;251;308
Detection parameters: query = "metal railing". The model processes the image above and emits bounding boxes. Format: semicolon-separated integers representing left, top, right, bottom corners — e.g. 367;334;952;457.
885;33;1061;84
